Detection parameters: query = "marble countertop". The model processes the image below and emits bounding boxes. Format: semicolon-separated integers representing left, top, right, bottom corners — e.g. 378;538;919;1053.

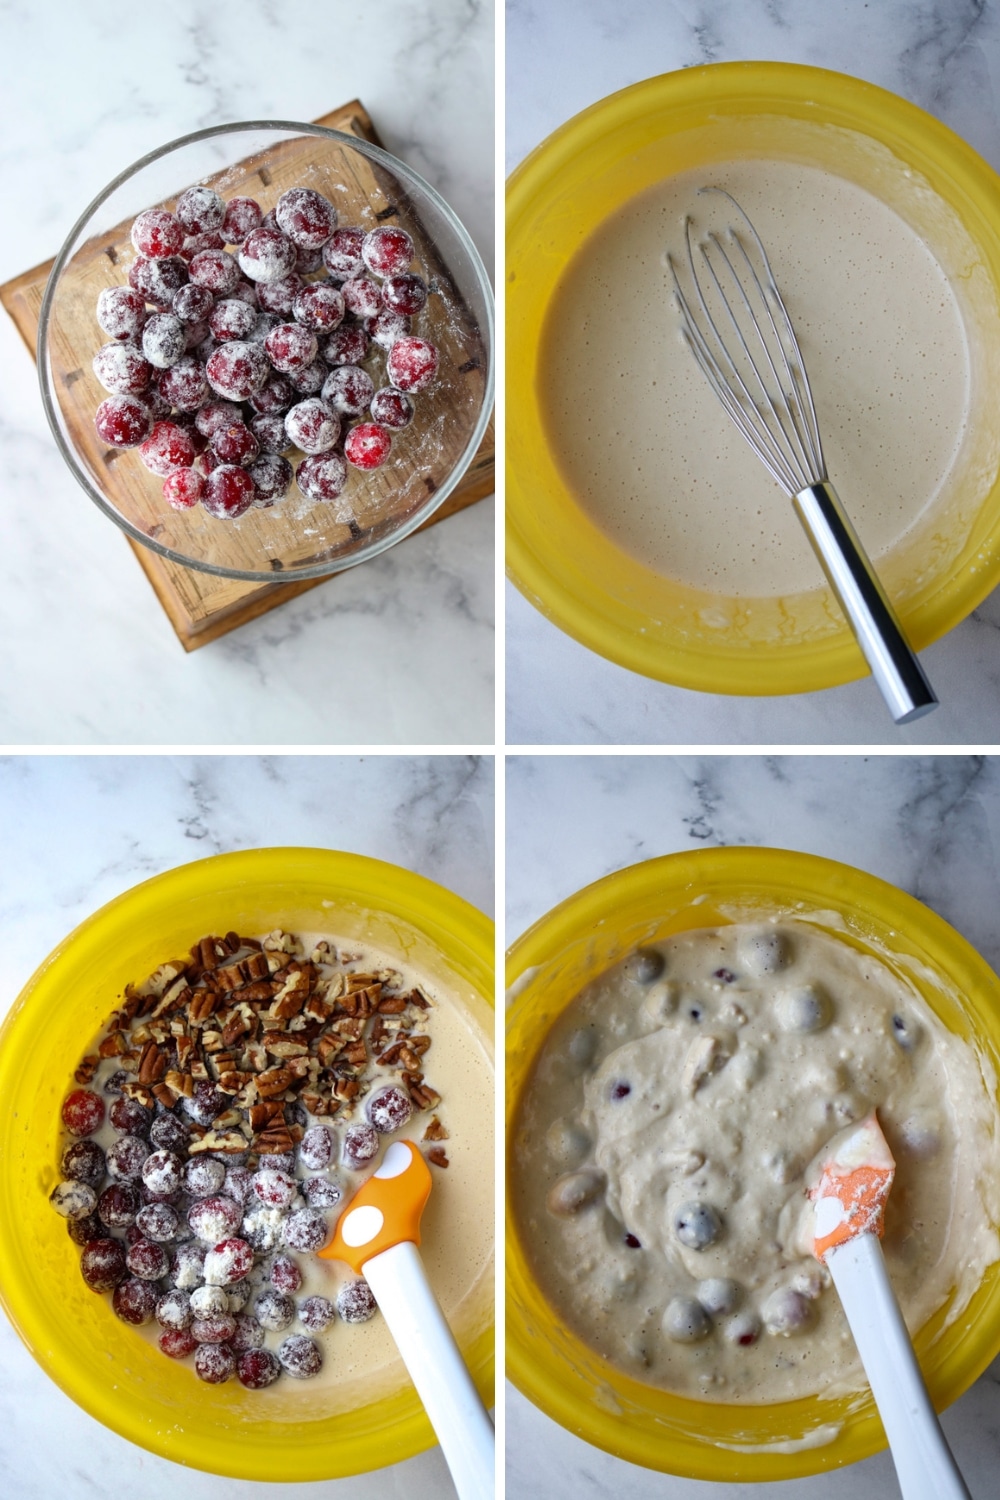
506;0;1000;745
506;752;1000;1497
0;0;493;746
0;753;493;1498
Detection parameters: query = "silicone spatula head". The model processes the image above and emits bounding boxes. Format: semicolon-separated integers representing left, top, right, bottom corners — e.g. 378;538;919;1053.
319;1139;432;1274
808;1110;896;1262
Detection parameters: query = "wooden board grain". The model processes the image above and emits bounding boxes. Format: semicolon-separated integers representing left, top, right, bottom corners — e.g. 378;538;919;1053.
1;101;493;650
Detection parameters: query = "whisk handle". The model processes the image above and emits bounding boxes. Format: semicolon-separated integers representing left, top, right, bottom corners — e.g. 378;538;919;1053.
793;482;938;724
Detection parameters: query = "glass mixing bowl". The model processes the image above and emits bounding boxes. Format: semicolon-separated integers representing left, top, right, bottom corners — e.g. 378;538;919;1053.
506;846;1000;1481
40;122;493;582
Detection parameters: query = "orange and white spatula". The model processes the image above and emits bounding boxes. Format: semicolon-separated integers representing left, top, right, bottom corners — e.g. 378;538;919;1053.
318;1140;494;1500
808;1111;971;1500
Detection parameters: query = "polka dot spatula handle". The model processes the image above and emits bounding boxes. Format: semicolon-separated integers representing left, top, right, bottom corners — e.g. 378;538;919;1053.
319;1140;495;1500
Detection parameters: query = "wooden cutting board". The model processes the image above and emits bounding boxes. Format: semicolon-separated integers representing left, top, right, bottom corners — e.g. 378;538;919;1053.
0;101;494;651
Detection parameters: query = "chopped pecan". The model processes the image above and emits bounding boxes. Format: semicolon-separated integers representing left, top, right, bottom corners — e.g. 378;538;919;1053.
262;1031;309;1059
74;1055;99;1085
175;1033;195;1067
164;1069;194;1099
255;1124;294;1154
376;995;408;1014
425;1146;449;1168
377;1040;405;1066
189;1127;247;1154
98;1030;128;1058
408;1079;442;1112
121;1081;156;1110
305;994;334;1021
256;1065;294;1099
235;980;274;1003
422;1115;449;1141
342;1039;368;1069
316;1034;346;1067
152;1082;178;1108
249;1101;284;1132
332;1077;360;1105
137;1041;166;1085
188;990;220;1023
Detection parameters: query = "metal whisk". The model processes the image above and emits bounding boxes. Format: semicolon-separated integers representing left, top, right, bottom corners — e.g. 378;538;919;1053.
667;187;938;724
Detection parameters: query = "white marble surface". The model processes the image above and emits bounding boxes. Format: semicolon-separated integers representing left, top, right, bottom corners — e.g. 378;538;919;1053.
505;752;1000;1497
506;0;1000;745
0;1;493;746
0;753;493;1498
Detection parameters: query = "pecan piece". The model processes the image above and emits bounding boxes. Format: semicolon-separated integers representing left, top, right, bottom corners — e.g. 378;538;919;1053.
74;1055;99;1085
98;1030;128;1058
137;1041;167;1085
256;1066;294;1099
249;1101;283;1132
261;1031;309;1059
425;1146;449;1169
188;1128;247;1155
422;1115;449;1142
188;990;220;1023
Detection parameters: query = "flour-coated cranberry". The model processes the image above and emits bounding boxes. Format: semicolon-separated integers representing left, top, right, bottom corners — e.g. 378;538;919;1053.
281;1208;329;1253
342;1122;379;1169
60;1086;104;1128
128;255;187;310
113;1276;159;1326
97;285;147;341
250;310;281;345
194;1342;235;1383
170;1239;207;1289
132;208;184;259
265;1152;296;1173
185;1156;225;1197
229;277;259;307
370;387;414;431
50;1180;97;1218
298;1295;335;1333
249;452;292;505
296;451;347;502
206;340;268;400
278;1334;322;1379
191;1283;229;1318
81;1237;128;1292
276;187;336;249
296;246;325;275
141;1149;184;1196
105;1135;148;1183
95;394;152;448
181;231;225;262
255;272;303;316
382;272;428;316
321;365;373;417
299;1125;335;1171
366;307;410;351
103;1070;129;1096
265;322;318;375
159;1327;198;1359
68;1211;103;1246
223;1165;254;1206
149;1111;190;1153
127;1237;170;1280
180;320;208;358
231;1313;265;1351
142;311;186;369
109;1095;151;1135
344;422;391;470
185;1080;230;1125
192;1313;237;1344
61;1138;106;1185
221;196;262;244
239;226;297;284
193;400;239;438
172;282;214;323
293;282;345;332
189;248;240;295
250;413;289;454
251;1168;297;1209
336;1278;377;1323
194;332;219;364
284;397;340;454
250;373;295;415
366;1085;412;1134
322;325;369;366
387;337;438;392
93;341;152;396
269;1254;302;1293
253;1287;295;1331
204;1237;254;1285
98;1181;141;1228
209;298;257;342
303;1176;342;1210
176;185;226;235
211;421;259;466
189;1195;242;1242
362;226;413;277
140;420;196;477
342;275;383;320
237;1348;281;1388
287;357;328;395
322;227;365;278
137;1202;179;1241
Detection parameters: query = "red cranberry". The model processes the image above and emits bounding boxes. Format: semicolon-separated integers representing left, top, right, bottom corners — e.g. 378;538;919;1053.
137;1202;179;1241
92;341;152;396
281;1209;330;1253
132;209;184;259
387;337;439;392
223;1165;254;1205
156;1288;192;1329
275;187;336;249
106;1134;150;1181
382;272;428;316
189;248;240;295
209;298;257;342
128;255;187;309
204;1237;254;1285
250;373;295;415
176;185;226;235
342;276;383;320
296;451;347;502
98;1181;141;1228
277;1334;322;1379
192;1313;237;1344
68;1211;104;1246
298;1295;335;1333
157;358;207;412
110;1095;151;1135
264;322;318;374
303;1176;342;1210
222;196;262;244
159;1328;198;1359
194;400;240;437
284;397;339;454
142;311;186;369
237;1348;281;1389
149;1111;190;1153
206;340;268;400
96;285;147;341
181;230;225;261
61;1139;106;1185
61;1089;105;1136
370;387;414;431
269;1254;302;1294
95;394;152;448
344;422;391;470
50;1180;97;1218
185;1157;226;1197
253;1287;295;1331
322;324;369;366
127;1237;170;1281
255;272;303;316
366;307;410;351
293;282;345;332
172;282;214;323
366;1085;412;1133
140;420;196;477
231;1313;265;1352
113;1276;159;1326
103;1069;129;1096
299;1126;334;1171
321;365;374;417
170;1240;207;1290
230;277;259;306
248;452;292;505
141;1149;184;1196
343;1123;380;1169
251;1168;297;1209
239;226;297;284
363;226;413;277
194;1342;235;1383
287;357;329;395
250;413;290;454
80;1237;128;1292
294;245;324;274
336;1278;377;1324
322;227;366;278
188;1195;242;1242
211;421;259;466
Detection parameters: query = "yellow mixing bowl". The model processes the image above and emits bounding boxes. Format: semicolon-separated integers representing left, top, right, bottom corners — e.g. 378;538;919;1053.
507;63;1000;693
0;847;494;1482
506;846;1000;1480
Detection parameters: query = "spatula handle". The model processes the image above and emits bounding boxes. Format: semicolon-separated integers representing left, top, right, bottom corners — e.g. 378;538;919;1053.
826;1233;971;1500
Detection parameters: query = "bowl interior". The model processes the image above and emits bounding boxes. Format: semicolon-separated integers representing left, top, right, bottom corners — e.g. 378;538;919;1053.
505;846;1000;1481
0;848;494;1482
507;63;1000;693
40;123;493;582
